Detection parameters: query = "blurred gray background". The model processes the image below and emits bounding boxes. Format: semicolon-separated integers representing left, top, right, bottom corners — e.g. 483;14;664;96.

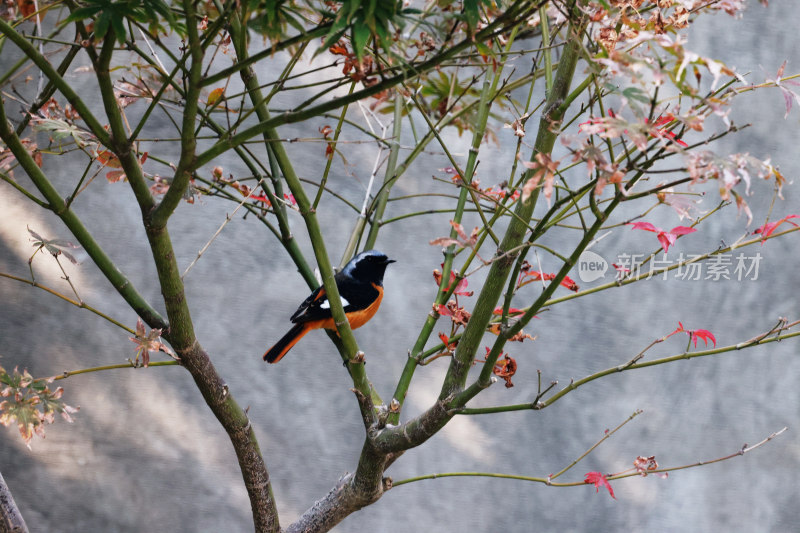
1;2;799;532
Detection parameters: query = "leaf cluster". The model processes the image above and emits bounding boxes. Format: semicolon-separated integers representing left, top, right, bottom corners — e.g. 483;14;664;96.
318;0;418;62
0;366;78;449
64;0;181;43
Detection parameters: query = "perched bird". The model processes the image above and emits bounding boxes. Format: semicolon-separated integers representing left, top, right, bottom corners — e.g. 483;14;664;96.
263;250;395;363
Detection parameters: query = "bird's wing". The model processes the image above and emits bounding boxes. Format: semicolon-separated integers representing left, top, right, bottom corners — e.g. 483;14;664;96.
290;283;358;324
289;285;328;323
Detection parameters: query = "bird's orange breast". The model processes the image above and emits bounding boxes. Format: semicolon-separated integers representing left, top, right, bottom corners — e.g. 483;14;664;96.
344;283;384;329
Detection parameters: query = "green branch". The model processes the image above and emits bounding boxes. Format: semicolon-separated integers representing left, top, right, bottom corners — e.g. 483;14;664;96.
149;0;205;227
439;10;586;400
392;426;787;487
93;34;156;213
52;360;181;380
0;97;167;329
194;2;542;169
457;321;800;415
0;272;134;334
0;17;111;146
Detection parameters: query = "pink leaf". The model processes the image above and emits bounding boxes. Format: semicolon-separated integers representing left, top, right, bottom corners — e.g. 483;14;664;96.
669;226;697;236
629;221;659;233
630;222;696;253
656;233;676;253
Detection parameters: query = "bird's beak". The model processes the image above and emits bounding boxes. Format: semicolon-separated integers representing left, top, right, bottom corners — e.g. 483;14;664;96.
385;258;396;264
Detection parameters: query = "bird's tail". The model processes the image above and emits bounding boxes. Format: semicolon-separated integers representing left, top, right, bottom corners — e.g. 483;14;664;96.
263;322;309;363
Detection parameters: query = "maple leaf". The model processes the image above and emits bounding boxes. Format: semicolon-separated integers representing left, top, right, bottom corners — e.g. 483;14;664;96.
477;348;518;388
438;332;458;353
753;214;800;242
580;110;689;151
507;330;536;343
207;87;225;106
129;318;176;367
492;307;525;316
429;221;480;255
657;189;702;221
629;221;696;253
97;150;148;183
433;268;473;297
584;471;616;499
482;185;520;203
0;365;78;449
319;125;335;157
519;152;560;205
633;455;661;476
493;354;517;388
28;227;83;264
690;328;716;348
650;114;688;147
485;321;536;342
766;60;800;118
503;112;530;137
516;270;579;292
435;301;471;326
668;322;717;348
30;117;94;148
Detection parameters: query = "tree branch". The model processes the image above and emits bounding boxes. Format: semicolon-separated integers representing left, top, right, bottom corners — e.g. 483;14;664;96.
193;1;543;168
439;9;587;399
0;97;167;329
0;471;28;533
0;18;111;146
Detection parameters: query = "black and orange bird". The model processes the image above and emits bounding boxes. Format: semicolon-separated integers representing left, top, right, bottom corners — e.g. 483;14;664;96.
263;250;395;363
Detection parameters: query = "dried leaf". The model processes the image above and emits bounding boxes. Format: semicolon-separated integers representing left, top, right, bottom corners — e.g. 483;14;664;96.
207;87;225;106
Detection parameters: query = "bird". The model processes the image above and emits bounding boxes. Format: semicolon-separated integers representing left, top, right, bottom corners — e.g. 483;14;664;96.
263;250;395;363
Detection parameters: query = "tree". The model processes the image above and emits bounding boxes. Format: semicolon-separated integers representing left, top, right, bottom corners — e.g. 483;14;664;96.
0;0;797;531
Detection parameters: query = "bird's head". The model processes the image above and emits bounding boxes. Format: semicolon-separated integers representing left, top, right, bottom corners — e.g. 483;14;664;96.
343;250;395;283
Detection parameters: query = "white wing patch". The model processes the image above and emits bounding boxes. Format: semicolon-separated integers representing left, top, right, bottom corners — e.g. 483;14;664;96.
319;295;350;309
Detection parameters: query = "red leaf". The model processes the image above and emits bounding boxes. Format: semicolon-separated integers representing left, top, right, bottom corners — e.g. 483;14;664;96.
667;322;716;348
493;354;517;388
492;307;525;315
435;303;452;317
249;193;271;205
691;329;716;348
438;332;458;351
516;270;577;292
433;268;473;297
560;275;580;292
629;222;696;253
584;471;616;499
753;214;800;240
